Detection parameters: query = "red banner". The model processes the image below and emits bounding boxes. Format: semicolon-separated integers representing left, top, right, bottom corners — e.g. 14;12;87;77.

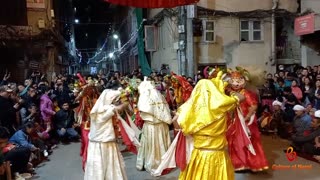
106;0;199;8
295;13;315;36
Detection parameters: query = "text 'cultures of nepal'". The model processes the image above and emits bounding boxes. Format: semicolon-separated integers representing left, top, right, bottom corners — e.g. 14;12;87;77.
272;146;313;170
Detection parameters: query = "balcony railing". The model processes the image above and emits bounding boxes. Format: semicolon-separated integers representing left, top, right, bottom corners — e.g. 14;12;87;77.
276;43;301;60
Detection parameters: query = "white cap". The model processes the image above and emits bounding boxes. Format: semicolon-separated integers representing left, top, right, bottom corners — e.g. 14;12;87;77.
314;110;320;118
293;105;305;111
272;100;282;107
279;65;284;70
72;89;79;93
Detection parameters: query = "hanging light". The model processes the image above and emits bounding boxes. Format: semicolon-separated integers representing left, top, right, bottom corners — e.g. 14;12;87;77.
113;34;119;39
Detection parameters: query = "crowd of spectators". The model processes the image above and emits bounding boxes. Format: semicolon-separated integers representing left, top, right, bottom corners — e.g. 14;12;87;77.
0;71;83;179
258;65;320;161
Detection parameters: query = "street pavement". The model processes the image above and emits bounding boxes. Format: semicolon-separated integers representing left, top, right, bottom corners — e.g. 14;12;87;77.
32;135;320;180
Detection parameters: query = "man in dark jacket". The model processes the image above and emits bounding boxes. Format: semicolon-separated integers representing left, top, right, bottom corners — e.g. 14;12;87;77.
52;79;72;106
54;102;79;141
0;85;20;135
291;110;320;155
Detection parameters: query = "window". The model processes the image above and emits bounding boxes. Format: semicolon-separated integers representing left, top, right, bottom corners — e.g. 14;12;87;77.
144;25;158;51
203;20;215;43
240;20;263;42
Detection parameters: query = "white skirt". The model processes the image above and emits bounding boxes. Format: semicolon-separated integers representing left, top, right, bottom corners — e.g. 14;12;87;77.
84;141;127;180
136;122;171;173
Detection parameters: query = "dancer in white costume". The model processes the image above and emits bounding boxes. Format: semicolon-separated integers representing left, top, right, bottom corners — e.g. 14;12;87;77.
84;89;128;180
136;78;172;173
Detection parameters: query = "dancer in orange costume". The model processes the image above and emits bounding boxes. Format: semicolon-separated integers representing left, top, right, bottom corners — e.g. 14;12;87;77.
226;67;269;172
171;73;193;108
75;76;99;171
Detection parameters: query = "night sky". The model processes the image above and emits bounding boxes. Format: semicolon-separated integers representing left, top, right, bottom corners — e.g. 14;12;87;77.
73;0;114;61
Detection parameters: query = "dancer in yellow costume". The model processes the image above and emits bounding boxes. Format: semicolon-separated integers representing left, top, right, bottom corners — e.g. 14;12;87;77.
173;71;244;180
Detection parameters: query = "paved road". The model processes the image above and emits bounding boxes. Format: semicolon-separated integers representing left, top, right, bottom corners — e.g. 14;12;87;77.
32;135;320;180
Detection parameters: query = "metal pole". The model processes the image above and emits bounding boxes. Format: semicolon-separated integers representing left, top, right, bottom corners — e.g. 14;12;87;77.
186;5;196;77
178;6;187;75
271;0;278;71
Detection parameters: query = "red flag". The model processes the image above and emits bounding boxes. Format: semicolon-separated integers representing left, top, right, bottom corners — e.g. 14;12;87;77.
134;111;144;129
80;126;90;171
106;0;199;8
119;120;138;154
175;132;187;171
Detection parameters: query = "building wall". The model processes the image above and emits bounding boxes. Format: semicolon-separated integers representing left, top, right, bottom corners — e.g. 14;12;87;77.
301;45;320;67
198;0;298;12
299;0;320;67
150;17;179;73
196;17;273;72
148;8;164;18
27;1;53;35
147;0;299;75
301;0;320;12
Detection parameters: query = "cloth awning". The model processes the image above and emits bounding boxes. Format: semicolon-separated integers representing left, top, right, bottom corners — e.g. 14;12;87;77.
106;0;199;8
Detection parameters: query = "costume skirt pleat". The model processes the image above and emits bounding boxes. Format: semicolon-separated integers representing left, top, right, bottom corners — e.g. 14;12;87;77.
179;148;234;180
84;141;127;180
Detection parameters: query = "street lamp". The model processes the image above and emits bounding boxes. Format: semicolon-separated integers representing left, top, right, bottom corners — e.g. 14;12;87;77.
113;34;119;40
108;52;114;58
74;19;79;24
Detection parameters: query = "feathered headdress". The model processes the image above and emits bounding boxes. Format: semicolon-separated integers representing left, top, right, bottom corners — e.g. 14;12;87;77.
171;72;193;102
227;66;266;87
229;66;251;81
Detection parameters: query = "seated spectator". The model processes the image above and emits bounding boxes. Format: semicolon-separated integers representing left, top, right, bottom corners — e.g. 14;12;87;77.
283;87;299;122
292;105;312;136
0;126;32;177
305;104;314;115
20;103;38;125
260;80;275;111
315;79;320;109
271;101;289;137
314;136;320;162
9;122;38;152
291;110;320;156
10;121;50;158
259;105;272;131
21;86;37;111
308;108;316;118
54;102;79;142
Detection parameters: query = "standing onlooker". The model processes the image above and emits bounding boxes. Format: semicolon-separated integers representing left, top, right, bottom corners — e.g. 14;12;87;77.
40;86;55;137
0;85;20;135
52;79;71;106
